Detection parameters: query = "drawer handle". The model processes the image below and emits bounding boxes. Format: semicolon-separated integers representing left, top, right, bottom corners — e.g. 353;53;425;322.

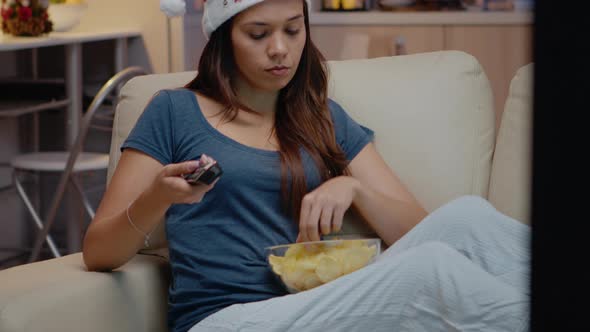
392;36;407;56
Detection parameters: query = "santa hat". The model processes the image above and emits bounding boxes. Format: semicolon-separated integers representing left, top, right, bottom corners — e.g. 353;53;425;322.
160;0;310;39
202;0;310;39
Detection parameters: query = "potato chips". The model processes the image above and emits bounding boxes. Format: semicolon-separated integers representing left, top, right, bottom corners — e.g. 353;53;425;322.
268;239;379;292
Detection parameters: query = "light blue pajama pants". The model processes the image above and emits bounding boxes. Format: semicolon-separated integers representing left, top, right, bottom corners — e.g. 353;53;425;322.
190;195;531;332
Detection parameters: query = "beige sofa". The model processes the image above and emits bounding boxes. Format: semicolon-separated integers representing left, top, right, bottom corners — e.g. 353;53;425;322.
0;51;533;332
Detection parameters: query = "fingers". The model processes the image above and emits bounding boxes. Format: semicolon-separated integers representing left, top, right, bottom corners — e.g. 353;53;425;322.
159;156;220;205
163;153;217;178
201;154;216;170
332;206;344;233
163;160;200;177
298;196;312;243
320;207;334;236
306;203;322;241
188;177;218;195
185;176;220;204
299;195;328;243
207;177;220;188
298;191;350;243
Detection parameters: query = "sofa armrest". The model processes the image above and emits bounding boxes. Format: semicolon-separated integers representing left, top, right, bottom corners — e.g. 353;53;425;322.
0;252;170;332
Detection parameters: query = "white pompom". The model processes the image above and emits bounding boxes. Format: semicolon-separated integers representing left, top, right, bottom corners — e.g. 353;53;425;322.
160;0;186;17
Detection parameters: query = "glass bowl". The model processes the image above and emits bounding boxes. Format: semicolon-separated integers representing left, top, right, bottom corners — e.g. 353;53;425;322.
266;238;381;293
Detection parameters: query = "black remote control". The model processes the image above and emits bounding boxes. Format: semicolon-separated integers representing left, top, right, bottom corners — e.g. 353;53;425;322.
183;160;223;185
195;163;223;185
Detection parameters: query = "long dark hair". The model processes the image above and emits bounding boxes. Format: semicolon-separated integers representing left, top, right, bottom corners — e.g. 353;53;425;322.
185;0;349;221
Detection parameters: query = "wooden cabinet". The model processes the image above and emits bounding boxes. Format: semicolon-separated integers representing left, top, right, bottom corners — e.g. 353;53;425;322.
309;12;533;133
445;26;533;130
311;26;444;59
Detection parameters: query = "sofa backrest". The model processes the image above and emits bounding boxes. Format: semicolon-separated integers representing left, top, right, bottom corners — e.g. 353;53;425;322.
488;63;533;224
107;50;495;243
325;51;495;212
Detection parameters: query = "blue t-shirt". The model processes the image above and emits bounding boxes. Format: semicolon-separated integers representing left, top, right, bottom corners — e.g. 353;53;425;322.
121;88;374;332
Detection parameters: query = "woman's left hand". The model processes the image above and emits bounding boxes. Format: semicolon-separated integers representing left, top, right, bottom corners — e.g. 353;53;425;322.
297;176;360;243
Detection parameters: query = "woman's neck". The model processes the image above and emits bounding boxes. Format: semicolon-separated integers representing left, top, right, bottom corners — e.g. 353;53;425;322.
234;77;278;121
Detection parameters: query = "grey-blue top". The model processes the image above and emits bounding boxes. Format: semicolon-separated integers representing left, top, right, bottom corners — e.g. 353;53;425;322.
121;88;374;332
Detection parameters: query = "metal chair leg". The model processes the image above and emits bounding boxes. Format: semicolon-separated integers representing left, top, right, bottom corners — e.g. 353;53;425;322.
70;174;95;219
12;172;61;258
27;161;72;262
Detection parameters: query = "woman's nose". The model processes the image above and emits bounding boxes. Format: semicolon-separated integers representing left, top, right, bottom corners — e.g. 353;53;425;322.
267;34;288;58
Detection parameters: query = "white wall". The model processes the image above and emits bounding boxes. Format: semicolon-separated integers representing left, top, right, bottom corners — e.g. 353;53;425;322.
73;0;186;74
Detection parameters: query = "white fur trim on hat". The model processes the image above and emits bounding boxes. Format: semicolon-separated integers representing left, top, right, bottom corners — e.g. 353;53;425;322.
202;0;310;40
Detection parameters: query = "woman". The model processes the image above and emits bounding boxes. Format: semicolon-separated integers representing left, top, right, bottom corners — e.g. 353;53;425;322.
82;0;530;331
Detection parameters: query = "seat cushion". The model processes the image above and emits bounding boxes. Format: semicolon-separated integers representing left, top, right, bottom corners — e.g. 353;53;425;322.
11;152;109;172
0;253;170;332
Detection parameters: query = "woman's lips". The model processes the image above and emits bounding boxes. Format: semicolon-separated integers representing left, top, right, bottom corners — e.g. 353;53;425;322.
266;67;290;77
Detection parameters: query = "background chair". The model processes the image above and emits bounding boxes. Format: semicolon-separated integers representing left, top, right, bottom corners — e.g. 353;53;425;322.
0;51;533;332
10;66;148;262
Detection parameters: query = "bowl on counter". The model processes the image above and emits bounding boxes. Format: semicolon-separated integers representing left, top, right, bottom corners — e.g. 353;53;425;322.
48;3;88;32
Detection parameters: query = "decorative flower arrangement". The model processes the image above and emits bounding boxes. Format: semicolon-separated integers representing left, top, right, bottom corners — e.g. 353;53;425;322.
1;0;52;37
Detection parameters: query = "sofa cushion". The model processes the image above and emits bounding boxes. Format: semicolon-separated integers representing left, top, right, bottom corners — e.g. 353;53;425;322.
327;51;495;212
488;63;533;224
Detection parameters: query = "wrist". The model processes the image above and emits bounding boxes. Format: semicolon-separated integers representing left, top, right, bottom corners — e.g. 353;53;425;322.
347;176;362;201
135;186;173;219
127;187;170;247
145;181;174;207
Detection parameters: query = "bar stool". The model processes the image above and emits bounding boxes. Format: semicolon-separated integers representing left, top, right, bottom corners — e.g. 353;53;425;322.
10;66;149;262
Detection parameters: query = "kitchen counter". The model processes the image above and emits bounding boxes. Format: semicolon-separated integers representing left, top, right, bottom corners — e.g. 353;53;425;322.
0;29;141;51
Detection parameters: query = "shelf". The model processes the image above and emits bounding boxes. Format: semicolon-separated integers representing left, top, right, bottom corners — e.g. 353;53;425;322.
0;29;142;52
0;78;66;85
309;10;533;26
0;99;70;118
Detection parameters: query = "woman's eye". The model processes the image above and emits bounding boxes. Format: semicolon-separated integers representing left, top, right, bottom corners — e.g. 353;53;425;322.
250;32;267;40
286;29;300;36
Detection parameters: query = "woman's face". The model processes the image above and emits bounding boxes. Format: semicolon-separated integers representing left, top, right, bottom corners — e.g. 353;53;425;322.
231;0;306;92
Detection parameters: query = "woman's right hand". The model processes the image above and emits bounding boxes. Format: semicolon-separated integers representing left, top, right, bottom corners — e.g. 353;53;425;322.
150;157;218;205
84;150;220;271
